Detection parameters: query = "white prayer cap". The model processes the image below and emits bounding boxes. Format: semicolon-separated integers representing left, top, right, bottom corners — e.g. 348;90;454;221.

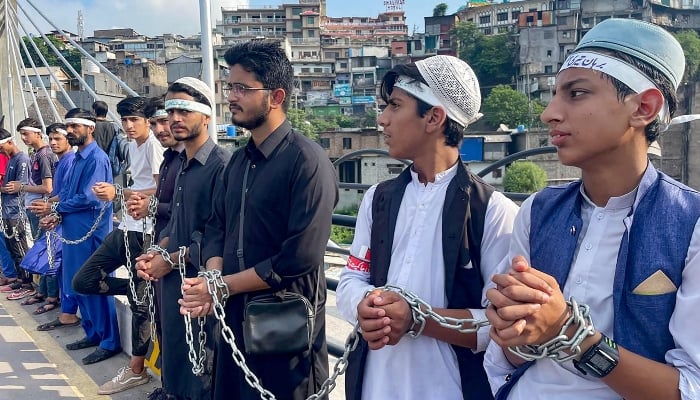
172;77;215;110
414;55;483;128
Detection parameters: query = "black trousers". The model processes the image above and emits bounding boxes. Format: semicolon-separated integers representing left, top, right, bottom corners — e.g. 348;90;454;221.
73;229;151;357
3;218;31;283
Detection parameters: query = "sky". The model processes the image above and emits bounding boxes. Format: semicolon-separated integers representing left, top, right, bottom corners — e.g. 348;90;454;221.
17;0;471;38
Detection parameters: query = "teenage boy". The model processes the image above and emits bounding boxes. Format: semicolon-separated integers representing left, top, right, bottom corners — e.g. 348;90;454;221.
335;55;518;400
484;19;700;400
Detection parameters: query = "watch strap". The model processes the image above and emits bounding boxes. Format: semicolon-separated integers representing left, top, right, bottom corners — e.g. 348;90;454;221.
573;334;619;378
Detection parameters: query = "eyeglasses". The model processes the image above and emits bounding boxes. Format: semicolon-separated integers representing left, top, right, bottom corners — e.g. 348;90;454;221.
223;83;273;97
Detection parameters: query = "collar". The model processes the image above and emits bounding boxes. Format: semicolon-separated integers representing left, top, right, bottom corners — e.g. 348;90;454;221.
245;120;292;160
409;161;458;187
578;160;657;212
76;141;98;159
183;137;216;166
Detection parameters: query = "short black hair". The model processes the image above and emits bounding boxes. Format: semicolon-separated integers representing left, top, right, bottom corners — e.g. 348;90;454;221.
224;41;293;110
380;63;464;147
0;127;12;141
167;82;211;107
46;123;66;135
144;95;165;119
116;96;149;118
92;101;108;117
65;108;97;121
16;117;41;132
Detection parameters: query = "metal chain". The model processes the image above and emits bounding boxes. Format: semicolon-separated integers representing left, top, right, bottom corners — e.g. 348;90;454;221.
0;163;27;240
508;297;596;362
201;271;364;400
167;245;208;376
116;184;150;306
380;284;491;335
47;200;110;245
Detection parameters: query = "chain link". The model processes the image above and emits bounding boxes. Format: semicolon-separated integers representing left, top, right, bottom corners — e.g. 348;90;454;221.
0;163;27;240
47;200;110;245
116;185;150;306
200;271;366;400
380;284;491;335
508;297;596;362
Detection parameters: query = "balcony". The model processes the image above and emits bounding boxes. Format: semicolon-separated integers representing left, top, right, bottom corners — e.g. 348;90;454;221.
221;17;286;25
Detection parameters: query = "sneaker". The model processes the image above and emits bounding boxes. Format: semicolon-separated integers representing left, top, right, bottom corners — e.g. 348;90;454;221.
97;366;150;395
7;287;36;300
0;282;21;292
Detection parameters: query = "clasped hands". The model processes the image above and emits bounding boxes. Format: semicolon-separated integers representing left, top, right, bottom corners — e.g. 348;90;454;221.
357;288;414;350
485;256;570;350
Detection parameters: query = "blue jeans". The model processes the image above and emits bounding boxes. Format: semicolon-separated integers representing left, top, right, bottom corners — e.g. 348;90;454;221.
0;232;17;279
38;274;59;298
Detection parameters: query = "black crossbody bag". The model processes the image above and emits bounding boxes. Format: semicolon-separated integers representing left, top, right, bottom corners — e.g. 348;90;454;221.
237;161;318;355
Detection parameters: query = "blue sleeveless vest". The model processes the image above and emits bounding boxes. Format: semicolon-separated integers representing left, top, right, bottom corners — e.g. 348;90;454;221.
496;167;700;399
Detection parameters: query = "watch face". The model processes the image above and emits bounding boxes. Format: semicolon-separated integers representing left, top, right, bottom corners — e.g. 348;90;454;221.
589;352;613;371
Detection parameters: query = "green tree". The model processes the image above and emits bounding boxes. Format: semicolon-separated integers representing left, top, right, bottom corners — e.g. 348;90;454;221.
674;30;700;81
503;161;547;193
482;84;544;128
433;3;448;16
451;22;517;89
287;107;316;139
21;35;81;74
331;205;358;244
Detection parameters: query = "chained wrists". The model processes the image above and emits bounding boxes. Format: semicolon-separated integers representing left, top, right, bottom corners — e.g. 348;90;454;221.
508;297;596;363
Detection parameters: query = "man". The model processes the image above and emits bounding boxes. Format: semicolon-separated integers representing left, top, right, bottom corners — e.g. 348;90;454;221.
334;55;518;400
136;77;230;400
13;118;58;309
0;128;33;300
39;108;121;365
127;96;184;400
176;41;337;400
0;140;20;289
484;19;700;400
30;123;80;328
73;96;164;394
92;100;129;184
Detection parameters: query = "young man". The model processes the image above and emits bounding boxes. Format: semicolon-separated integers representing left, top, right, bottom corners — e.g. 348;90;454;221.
335;55;518;400
136;78;230;400
484;19;700;400
39;108;121;365
127;96;184;400
73;96;164;394
178;41;338;400
0;129;32;300
14;118;58;309
30;123;80;327
92;100;129;185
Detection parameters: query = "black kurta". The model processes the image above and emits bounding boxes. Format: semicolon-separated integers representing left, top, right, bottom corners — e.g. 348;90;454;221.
202;121;338;400
160;138;230;399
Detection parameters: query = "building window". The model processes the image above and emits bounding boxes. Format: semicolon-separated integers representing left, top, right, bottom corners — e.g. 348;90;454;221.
492;168;502;178
387;163;404;174
340;62;348;69
512;11;520;21
544;65;553;74
319;138;330;149
142;67;149;78
497;12;508;22
292;7;302;15
292;20;302;29
308;29;315;37
307;16;315;25
342;137;352;149
483;27;492;35
479;15;491;24
546;50;552;57
143;85;150;94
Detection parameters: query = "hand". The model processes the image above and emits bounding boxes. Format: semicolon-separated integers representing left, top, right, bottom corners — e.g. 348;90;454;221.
126;193;149;220
373;290;413;346
487;256;568;348
39;214;59;230
92;182;116;201
28;200;51;217
179;277;213;317
2;180;22;194
135;251;172;281
357;290;391;350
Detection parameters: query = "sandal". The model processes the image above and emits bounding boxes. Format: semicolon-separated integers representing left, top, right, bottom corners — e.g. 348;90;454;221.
21;293;46;306
37;317;82;331
34;299;59;315
7;287;36;300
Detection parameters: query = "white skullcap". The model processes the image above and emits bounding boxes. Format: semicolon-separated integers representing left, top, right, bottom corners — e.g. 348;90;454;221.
414;55;483;128
173;77;215;110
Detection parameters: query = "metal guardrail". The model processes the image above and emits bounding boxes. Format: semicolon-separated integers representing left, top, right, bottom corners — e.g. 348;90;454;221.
324;146;558;357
